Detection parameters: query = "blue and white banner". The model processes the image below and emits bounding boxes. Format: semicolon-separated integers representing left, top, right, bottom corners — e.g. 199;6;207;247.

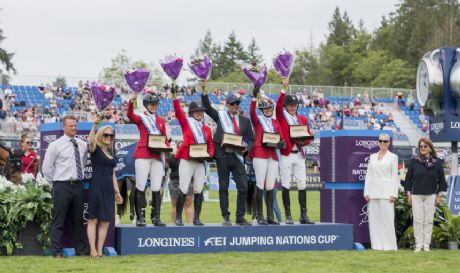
116;223;353;255
187;117;206;144
447;175;460;215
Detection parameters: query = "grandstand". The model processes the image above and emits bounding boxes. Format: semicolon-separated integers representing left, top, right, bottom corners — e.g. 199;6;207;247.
0;83;428;146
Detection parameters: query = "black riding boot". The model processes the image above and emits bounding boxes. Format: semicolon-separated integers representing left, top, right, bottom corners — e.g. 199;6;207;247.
175;191;185;226
266;190;280;225
152;191;165;226
256;188;267;225
299;190;314;224
282;187;294;224
193;193;204;226
150;192;156;224
129;189;135;221
134;189;146;227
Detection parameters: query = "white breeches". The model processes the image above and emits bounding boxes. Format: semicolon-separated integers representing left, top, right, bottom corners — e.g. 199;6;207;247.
279;153;307;190
253;157;279;191
135;158;164;191
179;159;206;194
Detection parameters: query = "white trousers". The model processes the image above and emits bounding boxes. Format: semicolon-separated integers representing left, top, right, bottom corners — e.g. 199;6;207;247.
253;157;279;191
368;199;398;250
412;194;437;249
279;153;307;190
179;159;205;194
135;158;164;191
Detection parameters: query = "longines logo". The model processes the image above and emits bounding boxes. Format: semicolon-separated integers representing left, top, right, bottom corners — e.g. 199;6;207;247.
355;140;379;150
431;122;444;135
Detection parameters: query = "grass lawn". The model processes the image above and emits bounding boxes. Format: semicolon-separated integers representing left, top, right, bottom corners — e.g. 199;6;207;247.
1;191;459;273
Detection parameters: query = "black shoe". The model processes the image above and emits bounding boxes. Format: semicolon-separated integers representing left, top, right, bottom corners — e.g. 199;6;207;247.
152;191;166;227
175;191;185;226
235;218;252;226
299;215;314;224
222;215;232;226
257;217;268;225
266;190;280;225
134;189;146;227
129;212;135;221
193;193;204;226
285;215;294;225
282;187;294;224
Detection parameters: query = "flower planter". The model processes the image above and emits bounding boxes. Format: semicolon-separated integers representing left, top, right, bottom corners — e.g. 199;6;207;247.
447;241;458;250
13;222;43;255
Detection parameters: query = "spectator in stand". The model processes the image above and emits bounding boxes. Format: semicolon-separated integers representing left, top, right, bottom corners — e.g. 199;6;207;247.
0;106;6;120
396;92;405;108
422;121;429;132
407;95;415;111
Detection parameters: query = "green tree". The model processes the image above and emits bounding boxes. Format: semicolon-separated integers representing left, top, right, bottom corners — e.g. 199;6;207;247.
0;26;16;85
99;49;163;90
194;29;214;58
371;59;415;88
53;76;67;88
289;49;320;85
220;31;248;76
327;7;356;46
246;37;263;64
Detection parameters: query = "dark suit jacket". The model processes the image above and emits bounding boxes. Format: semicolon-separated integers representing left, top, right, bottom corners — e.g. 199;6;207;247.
201;94;255;159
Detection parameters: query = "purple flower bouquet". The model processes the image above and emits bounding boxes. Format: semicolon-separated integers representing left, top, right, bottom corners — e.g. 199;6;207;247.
160;55;183;81
124;69;150;93
188;55;212;80
91;82;116;112
243;62;267;88
273;50;294;78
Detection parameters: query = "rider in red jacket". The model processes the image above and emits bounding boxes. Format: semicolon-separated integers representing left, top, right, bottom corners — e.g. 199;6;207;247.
172;85;213;226
249;86;285;225
128;92;170;227
275;78;314;224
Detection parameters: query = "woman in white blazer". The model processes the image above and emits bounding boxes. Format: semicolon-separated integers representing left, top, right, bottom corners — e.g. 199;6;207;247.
364;133;400;250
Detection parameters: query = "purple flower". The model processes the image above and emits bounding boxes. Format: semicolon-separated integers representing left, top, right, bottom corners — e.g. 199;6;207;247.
91;82;116;112
188;55;212;80
160;55;183;81
243;63;267;87
273;50;294;78
124;69;150;93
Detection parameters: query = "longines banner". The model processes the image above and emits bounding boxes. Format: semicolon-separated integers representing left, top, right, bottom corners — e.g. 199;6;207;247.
116;223;353;254
319;130;393;243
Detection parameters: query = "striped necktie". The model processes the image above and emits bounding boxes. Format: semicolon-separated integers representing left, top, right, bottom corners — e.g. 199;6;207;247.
70;138;83;180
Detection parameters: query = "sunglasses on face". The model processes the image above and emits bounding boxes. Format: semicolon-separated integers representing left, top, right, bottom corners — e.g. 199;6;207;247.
102;133;114;139
378;140;389;143
229;101;240;106
419;144;429;149
24;141;31;144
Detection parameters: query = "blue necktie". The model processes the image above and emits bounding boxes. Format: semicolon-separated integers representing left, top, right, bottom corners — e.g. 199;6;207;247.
70;138;83;180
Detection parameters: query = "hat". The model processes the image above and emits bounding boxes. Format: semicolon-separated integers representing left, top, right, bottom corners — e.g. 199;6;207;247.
226;93;240;104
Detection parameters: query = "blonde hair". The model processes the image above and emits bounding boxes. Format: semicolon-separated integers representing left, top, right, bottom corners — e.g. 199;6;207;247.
96;125;114;159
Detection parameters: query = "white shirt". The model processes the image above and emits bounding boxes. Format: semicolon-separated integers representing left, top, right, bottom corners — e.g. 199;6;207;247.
364;151;400;199
42;134;89;183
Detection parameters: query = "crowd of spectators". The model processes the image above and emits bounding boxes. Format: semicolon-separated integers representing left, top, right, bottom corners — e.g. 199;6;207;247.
1;83;407;138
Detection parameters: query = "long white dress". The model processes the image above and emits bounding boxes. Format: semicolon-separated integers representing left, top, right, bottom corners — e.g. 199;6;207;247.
364;151;399;251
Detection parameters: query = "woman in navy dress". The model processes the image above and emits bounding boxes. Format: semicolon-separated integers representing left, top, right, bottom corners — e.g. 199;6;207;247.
87;120;123;258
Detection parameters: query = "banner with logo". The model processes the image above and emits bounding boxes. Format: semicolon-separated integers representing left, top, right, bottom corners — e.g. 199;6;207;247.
447;176;460;215
116;223;353;254
319;130;392;243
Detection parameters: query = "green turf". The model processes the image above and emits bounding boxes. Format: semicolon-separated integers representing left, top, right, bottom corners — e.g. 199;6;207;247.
2;191;459;273
1;250;459;273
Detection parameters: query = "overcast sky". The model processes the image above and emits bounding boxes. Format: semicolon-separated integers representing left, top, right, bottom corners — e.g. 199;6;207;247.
2;0;399;84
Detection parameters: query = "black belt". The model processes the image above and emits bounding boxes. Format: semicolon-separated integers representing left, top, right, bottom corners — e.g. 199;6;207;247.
55;179;82;185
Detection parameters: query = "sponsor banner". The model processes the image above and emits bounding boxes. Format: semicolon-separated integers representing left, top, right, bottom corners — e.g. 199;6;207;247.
447;176;460;215
320;187;369;243
116;223;353;254
430;115;460;142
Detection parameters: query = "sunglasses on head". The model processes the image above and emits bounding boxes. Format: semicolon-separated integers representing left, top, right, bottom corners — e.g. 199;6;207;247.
229;101;240;106
378;140;389;143
103;133;114;139
419;144;429;149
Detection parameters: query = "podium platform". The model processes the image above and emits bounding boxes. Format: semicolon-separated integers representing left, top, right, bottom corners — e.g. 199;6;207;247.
116;223;353;255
